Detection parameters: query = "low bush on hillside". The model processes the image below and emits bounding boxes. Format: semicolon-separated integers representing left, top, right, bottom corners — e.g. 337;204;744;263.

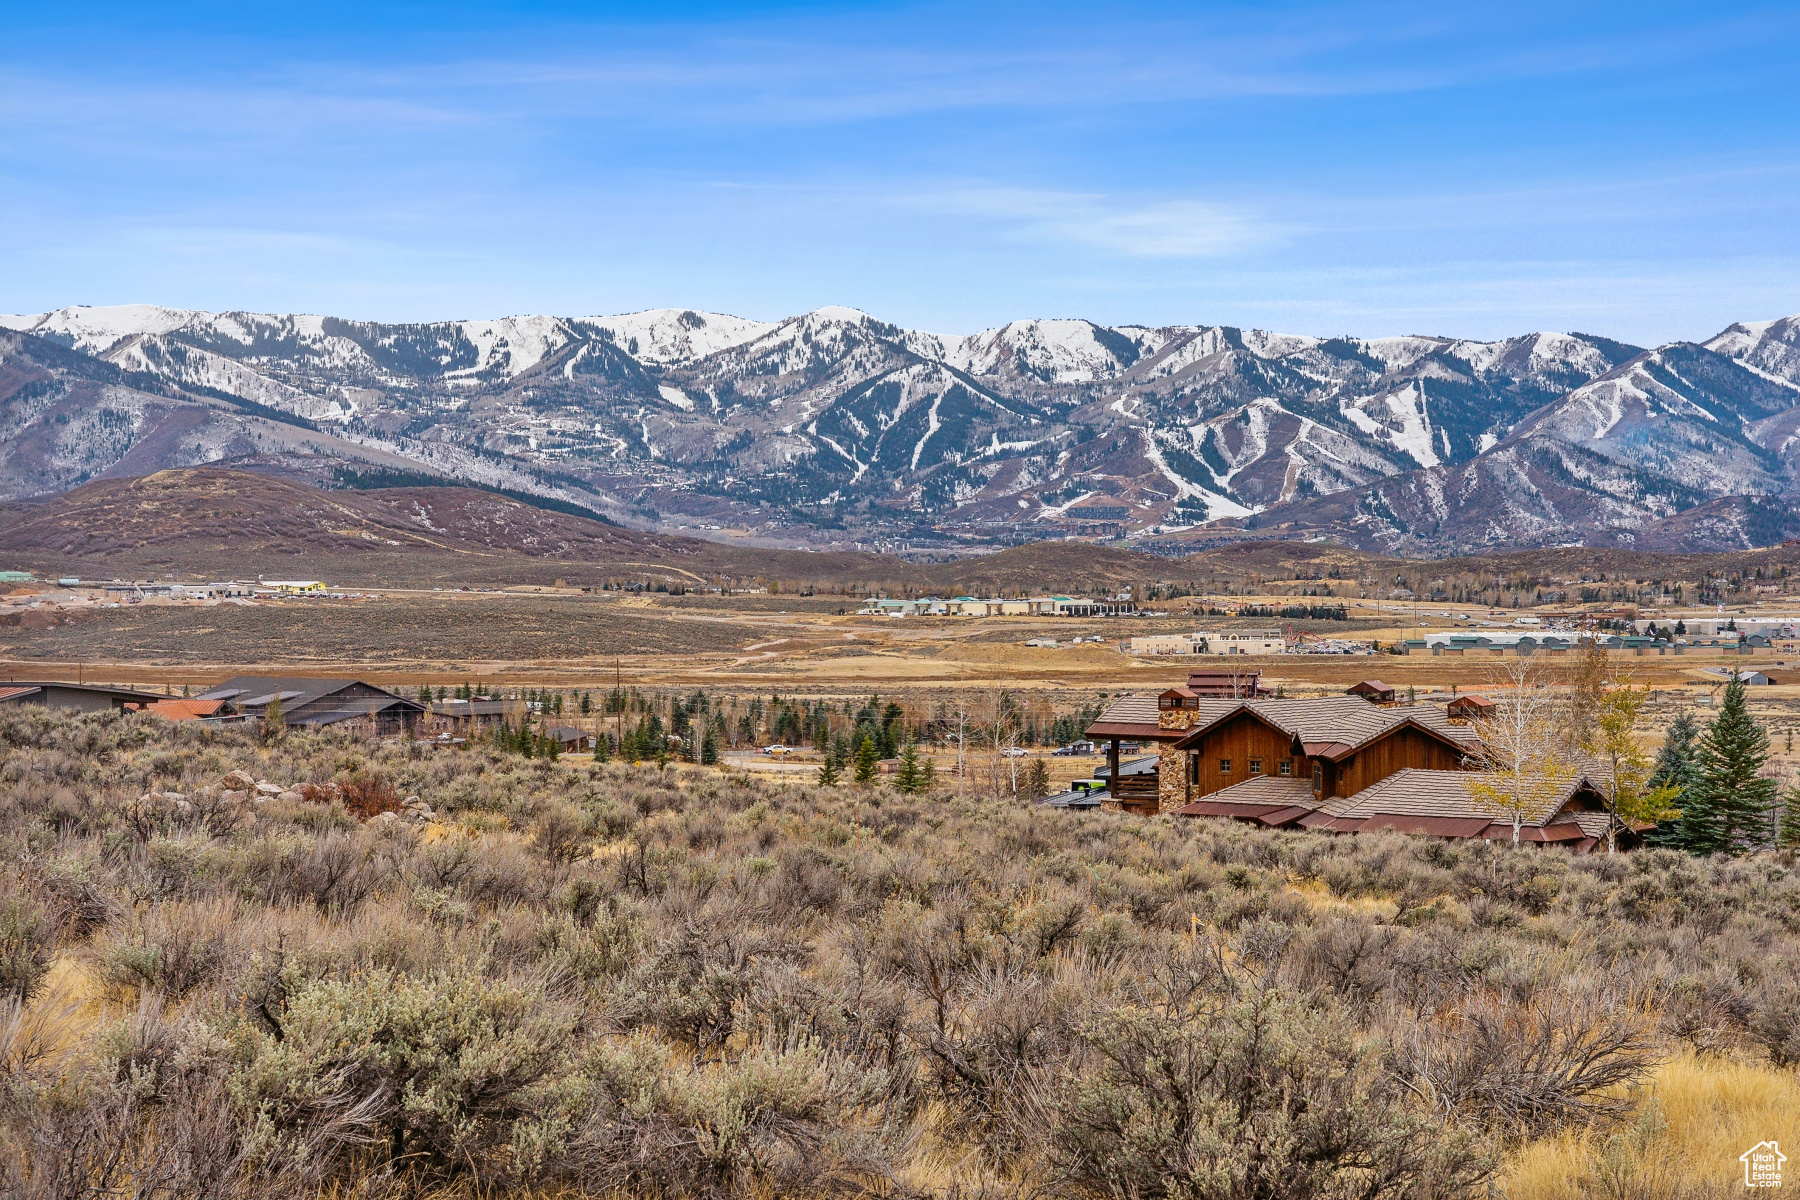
0;706;1796;1197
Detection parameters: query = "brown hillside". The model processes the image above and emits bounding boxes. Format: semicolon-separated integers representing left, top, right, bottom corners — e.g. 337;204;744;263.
6;469;1798;594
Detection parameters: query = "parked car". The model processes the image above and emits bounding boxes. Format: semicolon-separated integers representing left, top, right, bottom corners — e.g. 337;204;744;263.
1053;741;1094;756
762;745;795;756
1001;747;1028;758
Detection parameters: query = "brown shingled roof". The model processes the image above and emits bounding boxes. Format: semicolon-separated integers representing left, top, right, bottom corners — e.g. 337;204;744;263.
1087;695;1239;740
1171;698;1480;757
1175;776;1322;826
1304;768;1601;831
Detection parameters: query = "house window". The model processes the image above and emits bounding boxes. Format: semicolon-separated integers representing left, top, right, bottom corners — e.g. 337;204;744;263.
1312;761;1324;792
1278;760;1293;776
1188;755;1199;784
1249;757;1263;775
1219;758;1232;775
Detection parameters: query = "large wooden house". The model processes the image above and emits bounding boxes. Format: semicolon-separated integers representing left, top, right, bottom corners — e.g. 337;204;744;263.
1086;692;1479;815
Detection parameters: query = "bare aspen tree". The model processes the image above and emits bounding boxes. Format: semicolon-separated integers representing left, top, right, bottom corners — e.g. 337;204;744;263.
954;693;971;801
1466;656;1575;845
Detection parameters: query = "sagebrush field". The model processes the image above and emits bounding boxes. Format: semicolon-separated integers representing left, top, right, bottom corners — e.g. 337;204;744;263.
2;709;1798;1198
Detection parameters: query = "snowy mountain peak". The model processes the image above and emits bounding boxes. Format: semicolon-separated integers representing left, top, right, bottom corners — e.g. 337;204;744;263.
581;309;774;367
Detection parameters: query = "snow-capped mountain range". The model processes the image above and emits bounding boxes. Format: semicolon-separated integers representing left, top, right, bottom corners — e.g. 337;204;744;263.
3;302;1799;554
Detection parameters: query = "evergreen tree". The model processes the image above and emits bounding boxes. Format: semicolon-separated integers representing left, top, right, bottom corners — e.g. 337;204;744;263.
854;734;880;785
880;702;906;757
1027;758;1050;801
1689;678;1776;855
1645;711;1700;848
701;726;719;766
593;732;611;763
830;730;850;771
894;739;921;793
920;758;937;794
817;756;840;787
1778;781;1800;852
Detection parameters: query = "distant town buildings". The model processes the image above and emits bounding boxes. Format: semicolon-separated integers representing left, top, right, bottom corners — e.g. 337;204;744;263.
1128;629;1288;656
857;595;1136;618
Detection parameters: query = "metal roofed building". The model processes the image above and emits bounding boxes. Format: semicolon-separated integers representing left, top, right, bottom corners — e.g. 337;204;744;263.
197;676;424;733
0;681;167;713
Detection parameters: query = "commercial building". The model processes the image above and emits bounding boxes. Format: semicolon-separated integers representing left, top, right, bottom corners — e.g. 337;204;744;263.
197;676;424;733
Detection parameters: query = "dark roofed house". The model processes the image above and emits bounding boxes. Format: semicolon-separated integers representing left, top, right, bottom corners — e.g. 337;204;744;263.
1446;694;1497;721
197;676;424;734
0;681;166;713
429;698;513;731
1345;680;1397;704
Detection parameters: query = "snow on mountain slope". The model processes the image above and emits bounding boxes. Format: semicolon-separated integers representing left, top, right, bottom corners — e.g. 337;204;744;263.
8;300;1800;553
583;309;776;366
1706;314;1800;387
948;319;1152;384
1;305;204;354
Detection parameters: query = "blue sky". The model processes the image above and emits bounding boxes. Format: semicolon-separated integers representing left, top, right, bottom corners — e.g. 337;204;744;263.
4;1;1798;342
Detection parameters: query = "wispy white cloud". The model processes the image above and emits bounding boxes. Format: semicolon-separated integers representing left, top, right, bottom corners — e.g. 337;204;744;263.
895;188;1285;258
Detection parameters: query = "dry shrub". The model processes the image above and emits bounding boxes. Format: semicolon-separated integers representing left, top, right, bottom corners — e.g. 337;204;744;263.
0;883;56;1003
333;772;404;821
561;1032;895;1198
1392;986;1657;1138
1;708;1799;1199
1051;982;1491;1200
98;896;243;998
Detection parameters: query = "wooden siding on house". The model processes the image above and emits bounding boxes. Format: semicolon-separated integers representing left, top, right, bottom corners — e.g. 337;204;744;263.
1184;712;1310;801
1333;725;1467;796
1180;712;1469;806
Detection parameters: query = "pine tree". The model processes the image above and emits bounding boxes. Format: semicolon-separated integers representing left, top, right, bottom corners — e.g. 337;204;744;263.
854;734;880;785
1778;781;1800;852
894;739;921;793
701;726;719;766
1689;678;1776;855
817;756;840;787
1645;711;1700;848
593;733;611;763
1027;758;1050;801
920;758;937;794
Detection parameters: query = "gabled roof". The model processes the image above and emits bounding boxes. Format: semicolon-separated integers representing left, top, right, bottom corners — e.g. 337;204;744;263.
198;676;423;715
1171;697;1479;758
1300;768;1603;836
